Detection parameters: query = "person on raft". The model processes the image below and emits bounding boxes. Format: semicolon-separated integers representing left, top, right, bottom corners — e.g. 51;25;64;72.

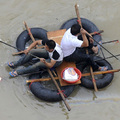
77;28;101;54
8;39;63;77
85;34;102;54
61;24;108;71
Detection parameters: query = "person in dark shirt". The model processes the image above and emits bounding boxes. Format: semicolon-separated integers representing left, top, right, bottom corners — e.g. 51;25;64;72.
8;39;63;77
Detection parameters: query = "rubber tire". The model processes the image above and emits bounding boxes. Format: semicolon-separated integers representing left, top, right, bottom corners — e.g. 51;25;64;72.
29;73;75;102
60;18;102;47
16;28;48;51
77;56;114;89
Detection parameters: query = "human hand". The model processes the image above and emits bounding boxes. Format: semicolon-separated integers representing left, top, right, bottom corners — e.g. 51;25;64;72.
23;49;29;55
80;28;87;34
40;58;46;63
81;28;92;38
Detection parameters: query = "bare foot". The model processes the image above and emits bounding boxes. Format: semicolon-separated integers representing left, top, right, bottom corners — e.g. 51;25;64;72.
99;66;108;71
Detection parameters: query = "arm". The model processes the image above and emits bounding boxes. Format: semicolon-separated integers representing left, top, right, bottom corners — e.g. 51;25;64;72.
80;28;89;47
40;58;56;68
24;40;42;54
84;29;94;43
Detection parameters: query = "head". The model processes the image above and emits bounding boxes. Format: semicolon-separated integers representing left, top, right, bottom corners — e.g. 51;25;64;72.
71;24;81;36
45;40;56;52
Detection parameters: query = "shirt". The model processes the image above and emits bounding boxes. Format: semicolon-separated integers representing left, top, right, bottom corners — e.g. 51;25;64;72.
61;28;83;57
48;43;63;62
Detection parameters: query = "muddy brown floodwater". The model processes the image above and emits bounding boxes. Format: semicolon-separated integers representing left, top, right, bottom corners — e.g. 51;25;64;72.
0;0;120;120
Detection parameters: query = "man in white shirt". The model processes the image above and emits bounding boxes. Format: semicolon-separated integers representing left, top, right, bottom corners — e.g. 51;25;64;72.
8;39;63;77
61;24;108;71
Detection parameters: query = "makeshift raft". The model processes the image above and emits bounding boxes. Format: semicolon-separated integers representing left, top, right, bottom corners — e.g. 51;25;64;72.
29;29;77;102
16;18;114;102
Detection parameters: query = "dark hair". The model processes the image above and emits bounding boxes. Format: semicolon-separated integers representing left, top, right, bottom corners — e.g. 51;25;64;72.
71;24;81;35
46;40;56;49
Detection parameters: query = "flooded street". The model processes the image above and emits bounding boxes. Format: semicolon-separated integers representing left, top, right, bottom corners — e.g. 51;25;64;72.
0;0;120;120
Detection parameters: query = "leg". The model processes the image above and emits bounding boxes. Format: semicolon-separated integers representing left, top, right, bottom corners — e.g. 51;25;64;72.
74;49;108;71
92;41;102;54
64;49;108;71
9;49;48;68
9;61;46;77
75;54;99;71
16;59;49;75
64;49;99;71
9;59;63;77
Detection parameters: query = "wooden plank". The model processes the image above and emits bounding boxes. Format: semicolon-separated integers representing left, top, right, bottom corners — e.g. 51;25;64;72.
47;29;80;86
47;29;66;45
56;61;81;86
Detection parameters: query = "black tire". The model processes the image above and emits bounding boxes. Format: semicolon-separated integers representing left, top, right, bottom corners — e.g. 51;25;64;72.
60;18;102;47
77;56;114;89
29;73;75;102
16;28;48;51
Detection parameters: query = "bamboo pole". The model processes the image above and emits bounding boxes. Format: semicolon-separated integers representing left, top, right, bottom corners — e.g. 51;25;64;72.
23;22;71;111
102;40;119;44
12;46;44;56
47;68;71;111
23;21;36;42
26;68;120;83
26;77;59;83
12;21;39;56
90;30;104;36
75;3;98;91
12;51;24;56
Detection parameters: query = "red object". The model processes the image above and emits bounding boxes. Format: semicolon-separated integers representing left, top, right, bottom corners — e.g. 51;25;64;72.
57;90;67;98
61;67;81;84
93;79;96;82
77;20;81;24
94;32;101;36
28;28;31;35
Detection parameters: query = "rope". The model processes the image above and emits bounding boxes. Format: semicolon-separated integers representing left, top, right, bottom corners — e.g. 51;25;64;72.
93;32;101;36
57;90;67;98
28;28;32;35
29;81;33;89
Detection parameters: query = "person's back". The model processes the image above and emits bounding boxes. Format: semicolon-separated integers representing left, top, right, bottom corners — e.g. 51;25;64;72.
60;24;108;71
61;28;83;58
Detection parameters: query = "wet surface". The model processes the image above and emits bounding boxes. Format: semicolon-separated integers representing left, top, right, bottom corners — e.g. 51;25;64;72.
0;0;120;120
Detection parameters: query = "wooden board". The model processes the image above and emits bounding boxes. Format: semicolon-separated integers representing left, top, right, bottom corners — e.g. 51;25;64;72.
47;29;66;45
47;29;81;86
56;61;81;86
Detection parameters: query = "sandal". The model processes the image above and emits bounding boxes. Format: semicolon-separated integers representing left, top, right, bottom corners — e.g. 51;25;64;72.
8;62;15;69
100;66;108;71
9;70;18;77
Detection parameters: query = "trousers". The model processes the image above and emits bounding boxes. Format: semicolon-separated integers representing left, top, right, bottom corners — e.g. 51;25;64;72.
12;49;62;75
64;48;99;71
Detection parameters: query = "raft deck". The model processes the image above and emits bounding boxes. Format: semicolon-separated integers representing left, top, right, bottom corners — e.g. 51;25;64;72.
47;29;81;86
